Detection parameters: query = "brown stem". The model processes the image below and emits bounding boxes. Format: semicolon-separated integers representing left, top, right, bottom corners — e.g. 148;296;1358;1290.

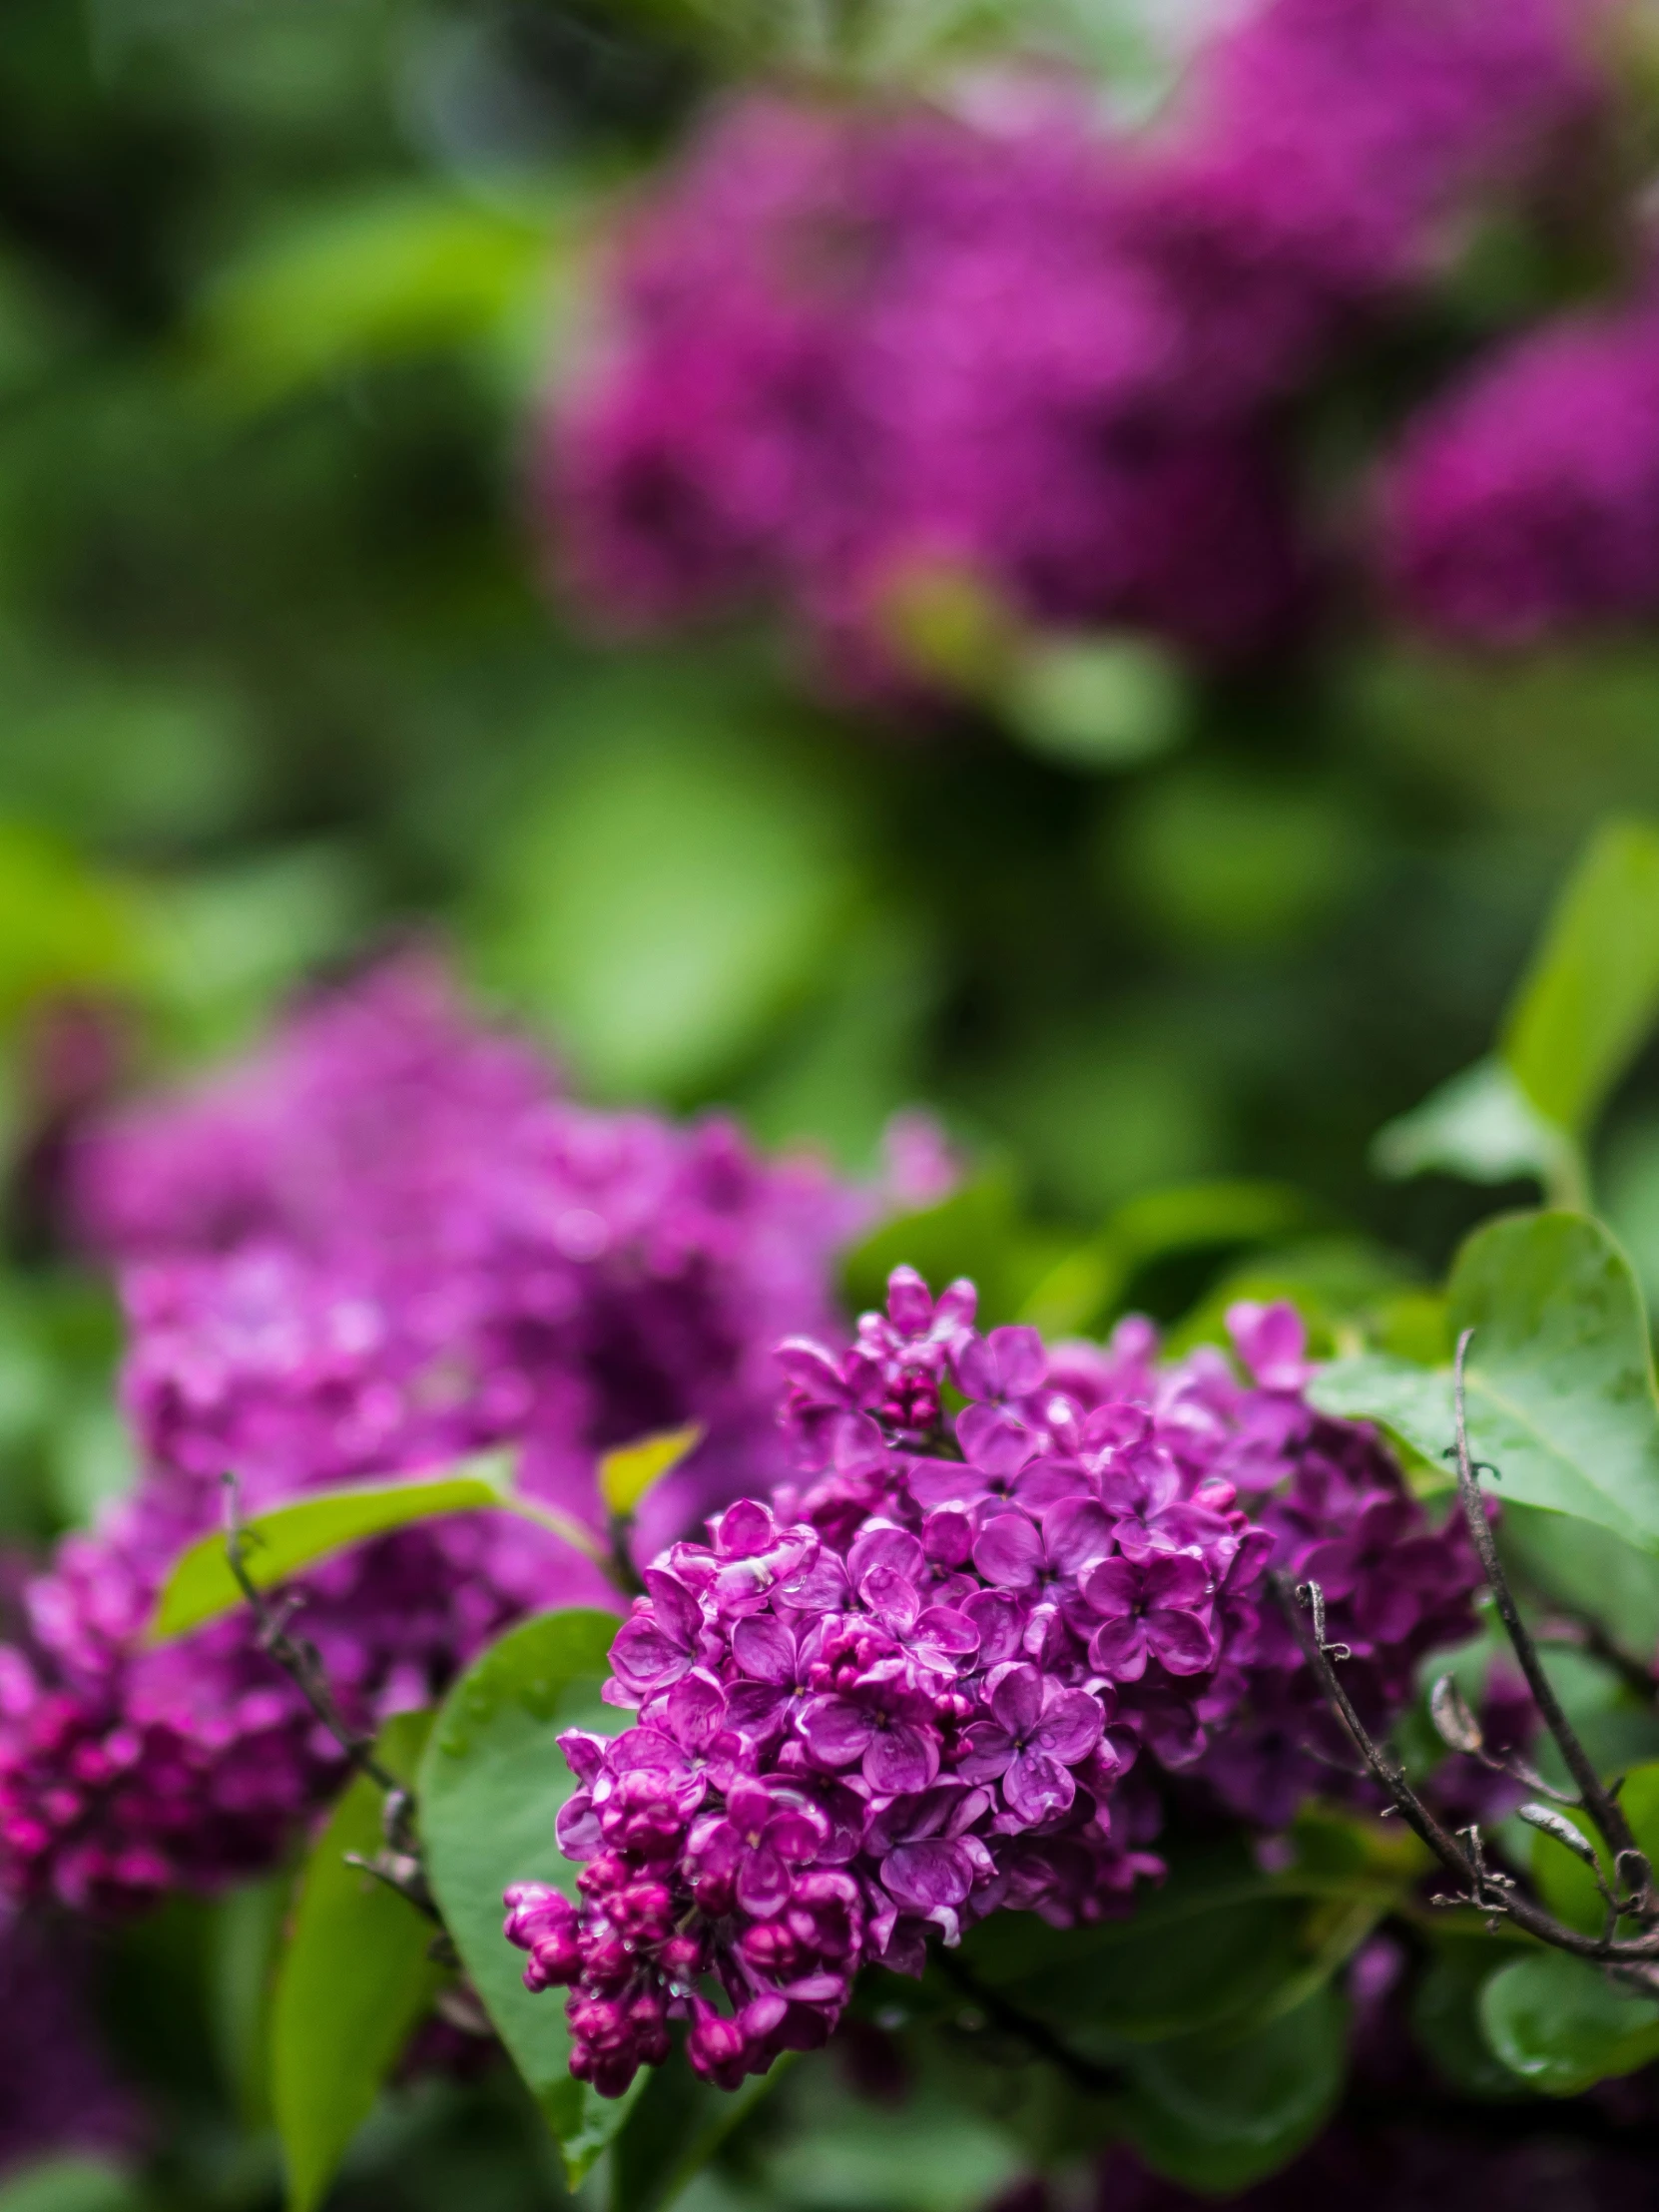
1273;1574;1659;1963
222;1473;440;1922
1449;1332;1647;1888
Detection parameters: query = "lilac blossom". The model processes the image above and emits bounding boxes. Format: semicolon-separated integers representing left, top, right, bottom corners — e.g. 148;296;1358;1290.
0;960;871;1915
506;1269;1482;2096
1381;294;1659;645
542;0;1602;693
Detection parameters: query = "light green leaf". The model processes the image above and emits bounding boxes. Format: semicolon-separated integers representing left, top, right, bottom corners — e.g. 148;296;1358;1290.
599;1425;704;1520
195;187;559;409
1000;633;1189;771
416;1608;631;2185
149;1456;516;1639
0;2158;143;2212
1527;1764;1659;1936
1310;1211;1659;1552
1370;1056;1578;1192
272;1712;440;2212
1502;818;1659;1137
1122;1985;1347;2193
1480;1951;1659;2095
481;674;863;1099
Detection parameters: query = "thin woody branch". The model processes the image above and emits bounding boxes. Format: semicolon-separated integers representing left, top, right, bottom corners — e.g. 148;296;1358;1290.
221;1472;440;1924
1273;1571;1659;1970
1447;1330;1651;1901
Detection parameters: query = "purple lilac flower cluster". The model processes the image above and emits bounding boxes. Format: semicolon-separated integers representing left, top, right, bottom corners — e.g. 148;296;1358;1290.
503;1271;1481;2097
1381;293;1659;646
0;959;869;1914
543;0;1600;689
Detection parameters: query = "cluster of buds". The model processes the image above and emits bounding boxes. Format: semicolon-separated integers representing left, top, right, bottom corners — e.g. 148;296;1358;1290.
508;1269;1486;2096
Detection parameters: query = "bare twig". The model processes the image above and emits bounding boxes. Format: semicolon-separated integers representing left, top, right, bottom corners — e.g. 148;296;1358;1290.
222;1473;440;1923
1273;1572;1659;1973
1447;1332;1649;1896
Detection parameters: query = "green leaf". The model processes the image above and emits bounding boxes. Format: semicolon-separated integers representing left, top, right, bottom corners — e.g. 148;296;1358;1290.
1018;1178;1320;1338
1528;1763;1659;1935
609;2044;791;2212
149;1456;517;1639
1410;1937;1530;2100
1311;1211;1659;1551
1480;1950;1659;2095
416;1608;633;2185
1370;1056;1578;1192
1122;1985;1347;2193
599;1425;704;1520
271;1712;440;2212
480;672;863;1098
1502;818;1659;1137
0;2159;144;2212
1000;634;1189;772
840;1167;1062;1332
960;1824;1412;2047
195;187;559;409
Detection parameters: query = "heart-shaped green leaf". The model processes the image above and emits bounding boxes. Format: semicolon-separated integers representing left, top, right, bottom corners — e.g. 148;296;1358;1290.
1311;1211;1659;1552
416;1608;632;2185
1481;1950;1659;2095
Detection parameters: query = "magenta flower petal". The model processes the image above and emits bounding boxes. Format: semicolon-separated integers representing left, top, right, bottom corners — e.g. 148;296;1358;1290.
956;1402;1037;1477
862;1722;938;1797
1146;1609;1217;1676
1088;1618;1148;1680
988;1662;1042;1739
611;1618;694;1694
881;1838;973;1912
1033;1687;1102;1766
1080;1558;1138;1619
954;1721;1015;1783
798;1695;876;1767
1003;1749;1075;1825
972;1512;1042;1589
732;1616;796;1685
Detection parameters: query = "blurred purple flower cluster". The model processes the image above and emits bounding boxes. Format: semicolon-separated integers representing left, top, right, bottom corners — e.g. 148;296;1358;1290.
505;1270;1481;2097
1382;295;1659;645
544;0;1600;686
0;959;868;1914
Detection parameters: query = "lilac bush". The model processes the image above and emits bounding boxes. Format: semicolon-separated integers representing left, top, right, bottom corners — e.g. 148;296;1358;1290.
504;1270;1482;2097
0;959;869;1913
542;0;1602;690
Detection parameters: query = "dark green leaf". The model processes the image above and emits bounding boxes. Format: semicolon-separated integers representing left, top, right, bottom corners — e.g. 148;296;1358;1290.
840;1168;1060;1331
416;1608;631;2184
1480;1951;1659;2095
1311;1211;1659;1549
1122;1985;1347;2193
1410;1938;1531;2101
150;1458;515;1638
1018;1179;1320;1338
271;1712;440;2212
610;2044;790;2212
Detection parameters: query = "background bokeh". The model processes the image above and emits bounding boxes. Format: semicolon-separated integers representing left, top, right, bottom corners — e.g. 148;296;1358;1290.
9;0;1659;2206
